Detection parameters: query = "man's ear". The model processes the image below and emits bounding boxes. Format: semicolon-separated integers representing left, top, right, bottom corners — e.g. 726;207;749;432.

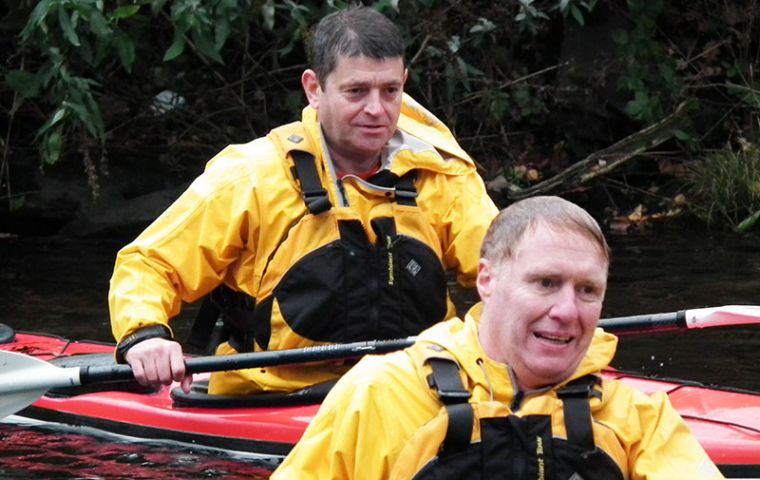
301;69;321;109
476;259;494;301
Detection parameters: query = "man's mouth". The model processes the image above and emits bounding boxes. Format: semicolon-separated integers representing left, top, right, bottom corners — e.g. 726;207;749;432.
358;123;386;131
534;332;572;344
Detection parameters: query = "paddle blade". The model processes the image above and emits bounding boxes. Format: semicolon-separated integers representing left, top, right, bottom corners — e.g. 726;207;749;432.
0;350;83;418
686;305;760;329
1;388;50;418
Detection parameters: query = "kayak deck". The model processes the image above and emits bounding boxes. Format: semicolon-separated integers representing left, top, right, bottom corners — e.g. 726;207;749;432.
3;329;760;477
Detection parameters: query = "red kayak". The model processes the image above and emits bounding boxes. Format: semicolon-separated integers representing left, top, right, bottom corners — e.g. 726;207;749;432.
2;325;759;478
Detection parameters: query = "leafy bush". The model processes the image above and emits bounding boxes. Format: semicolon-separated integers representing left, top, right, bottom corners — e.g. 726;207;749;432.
0;0;758;231
687;138;760;230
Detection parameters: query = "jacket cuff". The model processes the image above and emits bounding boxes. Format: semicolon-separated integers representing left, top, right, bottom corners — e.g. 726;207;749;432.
115;325;173;363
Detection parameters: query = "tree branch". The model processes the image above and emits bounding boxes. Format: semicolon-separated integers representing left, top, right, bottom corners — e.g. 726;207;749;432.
503;101;689;201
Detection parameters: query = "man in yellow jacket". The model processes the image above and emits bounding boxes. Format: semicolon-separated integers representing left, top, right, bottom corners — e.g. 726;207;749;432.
109;6;498;395
272;196;724;479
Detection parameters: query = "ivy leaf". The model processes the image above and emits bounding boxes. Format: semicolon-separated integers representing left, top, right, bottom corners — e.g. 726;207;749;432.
58;4;80;46
163;32;186;61
113;5;141;19
37;106;67;138
113;29;136;73
42;128;64;165
89;10;112;38
571;5;585;25
22;0;54;38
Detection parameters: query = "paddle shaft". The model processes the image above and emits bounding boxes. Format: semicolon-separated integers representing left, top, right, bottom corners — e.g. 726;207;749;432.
81;337;416;384
598;310;686;334
7;304;756;390
86;305;758;383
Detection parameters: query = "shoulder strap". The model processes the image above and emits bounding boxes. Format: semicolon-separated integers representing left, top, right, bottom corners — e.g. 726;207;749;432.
291;150;332;215
425;356;473;456
557;374;602;454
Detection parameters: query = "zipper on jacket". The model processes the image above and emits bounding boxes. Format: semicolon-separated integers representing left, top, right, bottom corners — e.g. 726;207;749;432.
510;389;525;411
336;179;349;206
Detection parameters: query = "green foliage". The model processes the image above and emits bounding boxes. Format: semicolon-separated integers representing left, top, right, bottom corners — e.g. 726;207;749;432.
557;0;598;26
9;0;140;166
613;0;682;124
687;139;760;231
4;0;317;190
514;0;551;35
0;0;758;232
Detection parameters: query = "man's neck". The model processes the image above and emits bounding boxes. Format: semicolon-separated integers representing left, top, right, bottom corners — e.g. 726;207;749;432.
331;154;381;178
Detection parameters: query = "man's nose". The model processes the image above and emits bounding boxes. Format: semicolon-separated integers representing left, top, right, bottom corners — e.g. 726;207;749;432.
363;90;383;116
549;286;580;322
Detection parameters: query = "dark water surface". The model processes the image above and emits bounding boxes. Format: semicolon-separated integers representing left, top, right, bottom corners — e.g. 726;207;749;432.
1;225;760;478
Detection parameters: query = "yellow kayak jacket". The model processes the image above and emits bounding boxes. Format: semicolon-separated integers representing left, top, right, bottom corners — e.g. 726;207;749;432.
108;94;498;394
272;304;724;479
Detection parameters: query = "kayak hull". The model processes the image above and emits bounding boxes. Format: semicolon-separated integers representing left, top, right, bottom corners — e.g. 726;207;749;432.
3;329;760;476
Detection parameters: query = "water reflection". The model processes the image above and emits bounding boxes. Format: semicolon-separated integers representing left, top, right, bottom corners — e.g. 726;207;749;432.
0;421;272;479
603;226;760;389
1;224;759;478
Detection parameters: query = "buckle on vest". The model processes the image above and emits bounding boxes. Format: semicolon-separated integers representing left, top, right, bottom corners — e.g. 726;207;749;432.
425;357;471;405
436;387;471;405
303;188;328;201
302;188;331;214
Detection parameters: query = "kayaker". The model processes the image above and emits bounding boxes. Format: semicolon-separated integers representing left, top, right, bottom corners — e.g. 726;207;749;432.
272;196;724;480
108;6;498;395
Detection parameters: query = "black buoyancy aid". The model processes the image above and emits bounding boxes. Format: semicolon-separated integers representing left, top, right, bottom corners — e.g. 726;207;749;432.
188;150;448;353
414;357;625;480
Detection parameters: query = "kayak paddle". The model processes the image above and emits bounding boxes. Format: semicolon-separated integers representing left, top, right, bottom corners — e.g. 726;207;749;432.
1;304;758;418
598;304;760;334
0;336;415;418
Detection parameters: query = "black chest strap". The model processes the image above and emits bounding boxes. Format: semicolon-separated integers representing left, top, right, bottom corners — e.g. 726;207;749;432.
291;150;332;215
426;356;473;455
557;374;602;454
427;356;602;458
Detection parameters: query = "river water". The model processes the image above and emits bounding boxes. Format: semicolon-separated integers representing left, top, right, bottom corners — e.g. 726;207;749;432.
1;224;760;478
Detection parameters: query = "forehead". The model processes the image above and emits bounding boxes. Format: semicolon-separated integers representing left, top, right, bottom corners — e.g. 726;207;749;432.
325;55;405;86
513;222;609;271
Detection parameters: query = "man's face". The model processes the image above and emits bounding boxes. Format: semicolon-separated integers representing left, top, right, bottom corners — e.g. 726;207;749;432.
477;221;608;390
302;55;406;170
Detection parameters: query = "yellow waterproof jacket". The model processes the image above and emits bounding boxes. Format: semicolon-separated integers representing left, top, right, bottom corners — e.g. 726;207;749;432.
272;304;723;480
109;94;498;394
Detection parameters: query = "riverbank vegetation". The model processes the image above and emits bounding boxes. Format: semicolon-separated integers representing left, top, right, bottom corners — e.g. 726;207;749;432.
1;0;759;234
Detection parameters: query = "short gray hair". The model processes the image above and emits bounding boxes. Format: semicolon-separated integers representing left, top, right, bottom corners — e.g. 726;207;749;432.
480;196;610;266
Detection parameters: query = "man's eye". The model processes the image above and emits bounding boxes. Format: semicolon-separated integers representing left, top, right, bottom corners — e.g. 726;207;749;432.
540;278;556;288
579;285;602;300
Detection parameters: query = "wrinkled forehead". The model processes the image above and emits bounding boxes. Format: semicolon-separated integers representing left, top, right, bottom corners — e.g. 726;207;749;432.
517;220;610;266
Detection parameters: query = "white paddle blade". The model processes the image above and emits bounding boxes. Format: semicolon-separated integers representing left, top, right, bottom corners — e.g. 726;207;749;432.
0;387;50;418
686;305;760;329
0;350;83;418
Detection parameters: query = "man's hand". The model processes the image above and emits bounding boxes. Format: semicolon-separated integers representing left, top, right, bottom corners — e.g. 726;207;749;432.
124;337;193;393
